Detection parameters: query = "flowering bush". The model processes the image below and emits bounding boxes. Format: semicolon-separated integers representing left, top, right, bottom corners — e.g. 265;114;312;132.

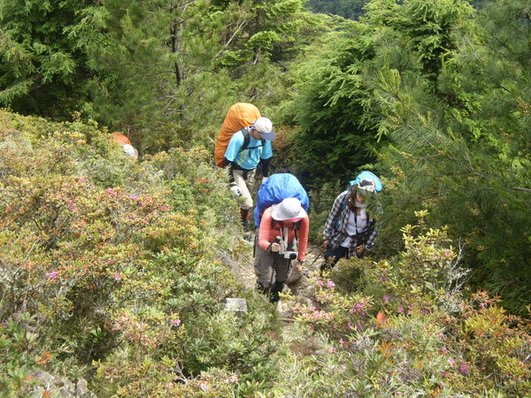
1;110;529;397
275;215;530;396
0;110;269;396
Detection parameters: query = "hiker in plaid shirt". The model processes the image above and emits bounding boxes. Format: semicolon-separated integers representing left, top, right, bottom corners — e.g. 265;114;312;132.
321;179;380;271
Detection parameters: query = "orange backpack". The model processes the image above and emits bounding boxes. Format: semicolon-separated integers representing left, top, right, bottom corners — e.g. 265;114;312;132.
214;103;261;167
111;132;132;146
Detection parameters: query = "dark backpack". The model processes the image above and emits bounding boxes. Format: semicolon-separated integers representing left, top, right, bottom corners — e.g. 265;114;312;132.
240;127;265;152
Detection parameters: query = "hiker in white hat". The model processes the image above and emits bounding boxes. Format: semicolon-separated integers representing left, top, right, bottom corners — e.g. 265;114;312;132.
254;197;309;303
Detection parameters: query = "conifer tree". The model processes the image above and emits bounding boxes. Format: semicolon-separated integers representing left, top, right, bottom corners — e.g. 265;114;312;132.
0;0;108;118
375;0;530;312
286;0;473;183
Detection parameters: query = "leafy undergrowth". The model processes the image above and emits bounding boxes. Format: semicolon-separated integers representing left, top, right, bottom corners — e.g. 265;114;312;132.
0;110;529;397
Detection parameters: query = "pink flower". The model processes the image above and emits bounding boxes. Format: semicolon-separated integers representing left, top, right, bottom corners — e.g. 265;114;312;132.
113;273;122;282
78;177;87;184
46;271;58;281
105;188;117;196
459;361;470;375
316;280;324;287
397;306;405;314
129;194;139;200
170;319;181;328
383;294;391;303
228;375;238;383
350;303;365;315
326;280;335;288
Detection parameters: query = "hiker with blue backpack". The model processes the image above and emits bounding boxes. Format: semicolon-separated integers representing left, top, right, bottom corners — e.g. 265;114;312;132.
255;197;310;303
322;172;383;272
224;117;276;230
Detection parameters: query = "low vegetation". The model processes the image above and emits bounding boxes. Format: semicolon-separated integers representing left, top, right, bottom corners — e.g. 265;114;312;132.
1;110;528;397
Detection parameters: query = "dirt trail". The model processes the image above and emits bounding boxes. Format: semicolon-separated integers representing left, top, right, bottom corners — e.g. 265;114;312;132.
230;233;324;292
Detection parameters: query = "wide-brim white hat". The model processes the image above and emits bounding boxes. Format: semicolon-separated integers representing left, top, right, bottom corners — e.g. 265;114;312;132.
271;197;307;221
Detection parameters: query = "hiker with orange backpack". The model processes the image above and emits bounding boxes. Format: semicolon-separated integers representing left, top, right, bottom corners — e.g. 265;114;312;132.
214;103;276;230
111;132;138;159
255;197;309;302
223;117;275;230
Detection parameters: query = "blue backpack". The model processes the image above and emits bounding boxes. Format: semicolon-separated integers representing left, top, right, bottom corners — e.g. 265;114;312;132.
254;173;310;227
349;171;383;192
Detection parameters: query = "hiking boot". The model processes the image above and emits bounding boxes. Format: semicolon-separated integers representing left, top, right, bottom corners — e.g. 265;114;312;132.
242;231;254;242
269;281;285;303
240;209;250;229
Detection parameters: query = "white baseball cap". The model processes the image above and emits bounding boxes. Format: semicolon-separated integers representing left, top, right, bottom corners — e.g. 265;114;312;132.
253;117;276;141
122;144;137;158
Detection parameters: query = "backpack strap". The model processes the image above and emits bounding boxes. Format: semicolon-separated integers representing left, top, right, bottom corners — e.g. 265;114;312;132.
240;128;265;152
333;193;350;231
271;219;301;242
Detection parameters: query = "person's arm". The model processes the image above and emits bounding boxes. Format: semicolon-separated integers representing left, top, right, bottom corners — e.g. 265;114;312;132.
296;216;310;262
224;133;244;166
323;191;347;239
259;141;273;177
224;132;245;184
364;219;380;250
259;157;270;178
258;208;275;252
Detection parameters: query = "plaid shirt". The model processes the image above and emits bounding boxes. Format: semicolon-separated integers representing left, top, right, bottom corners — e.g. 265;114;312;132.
323;190;379;257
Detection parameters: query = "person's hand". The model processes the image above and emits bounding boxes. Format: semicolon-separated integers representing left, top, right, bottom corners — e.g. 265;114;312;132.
229;183;242;198
261;176;268;184
270;242;280;252
355;244;366;256
322;239;329;249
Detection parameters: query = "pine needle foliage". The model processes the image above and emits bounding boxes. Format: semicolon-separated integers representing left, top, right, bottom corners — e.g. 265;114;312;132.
375;0;530;313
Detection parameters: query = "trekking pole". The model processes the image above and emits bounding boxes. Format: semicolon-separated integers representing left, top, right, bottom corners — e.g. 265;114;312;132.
308;247;326;268
266;236;279;290
268;250;278;301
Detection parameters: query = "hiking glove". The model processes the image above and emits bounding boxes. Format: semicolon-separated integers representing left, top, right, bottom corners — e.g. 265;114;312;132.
270;242;280;252
229;183;242;198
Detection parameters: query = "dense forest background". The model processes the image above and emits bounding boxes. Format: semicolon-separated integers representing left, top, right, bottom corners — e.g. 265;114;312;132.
1;0;529;396
306;0;490;20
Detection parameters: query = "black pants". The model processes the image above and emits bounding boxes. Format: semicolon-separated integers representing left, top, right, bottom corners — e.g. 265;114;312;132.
321;245;348;272
254;246;292;302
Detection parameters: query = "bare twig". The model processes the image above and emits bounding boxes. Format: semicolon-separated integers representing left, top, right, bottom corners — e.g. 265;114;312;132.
214;20;248;59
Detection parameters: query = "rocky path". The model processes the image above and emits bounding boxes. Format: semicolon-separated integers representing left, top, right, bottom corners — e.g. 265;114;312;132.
229;233;324;296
